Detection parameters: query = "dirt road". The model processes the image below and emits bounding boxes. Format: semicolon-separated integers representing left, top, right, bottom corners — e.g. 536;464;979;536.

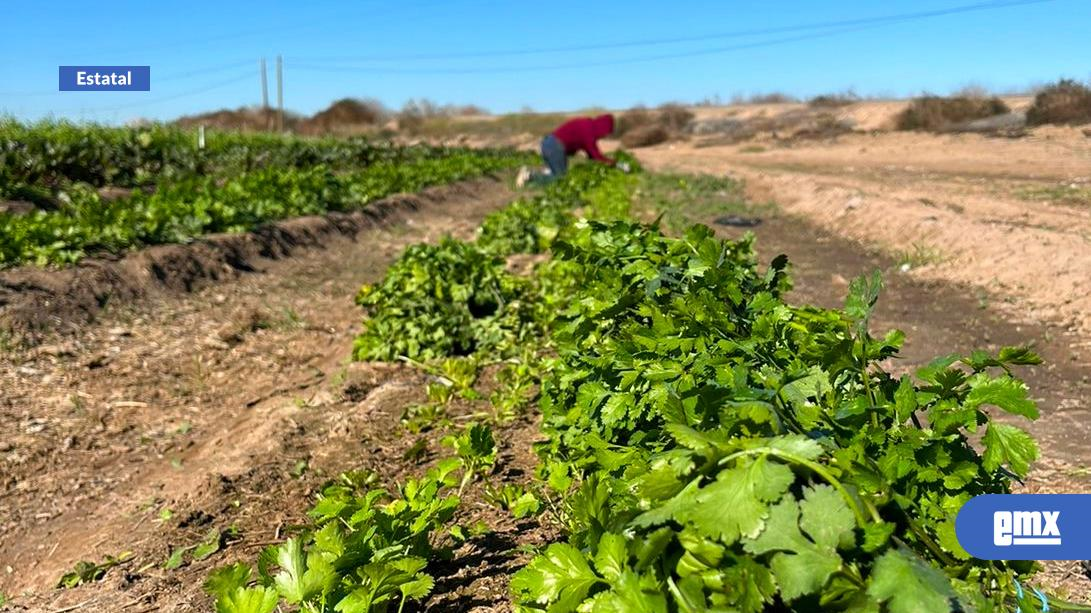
636;128;1091;341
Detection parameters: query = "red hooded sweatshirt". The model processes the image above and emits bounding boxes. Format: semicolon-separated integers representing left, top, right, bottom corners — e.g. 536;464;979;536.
552;114;615;165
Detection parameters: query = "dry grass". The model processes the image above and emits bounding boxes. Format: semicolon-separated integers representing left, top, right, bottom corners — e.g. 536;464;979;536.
895;95;1010;131
1026;79;1091;126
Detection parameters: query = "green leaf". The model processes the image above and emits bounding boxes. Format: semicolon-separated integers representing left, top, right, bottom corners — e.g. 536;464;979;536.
982;422;1039;477
214;586;279;613
844;271;883;330
679;457;793;544
601;392;635;425
893;376;918;424
585;570;668;613
398;574;435;601
965;375;1038;419
799;485;856;550
997;346;1042;366
771;548;841;602
204;563;252;598
510;543;602;611
593;533;628;582
272;538;334;604
193;528;223;561
164;546;192;570
867;549;954;613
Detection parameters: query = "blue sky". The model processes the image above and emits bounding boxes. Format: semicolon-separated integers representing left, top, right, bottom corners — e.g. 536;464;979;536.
1;0;1088;124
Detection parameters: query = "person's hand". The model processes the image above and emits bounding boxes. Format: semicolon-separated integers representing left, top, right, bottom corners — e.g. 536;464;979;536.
617;161;631;173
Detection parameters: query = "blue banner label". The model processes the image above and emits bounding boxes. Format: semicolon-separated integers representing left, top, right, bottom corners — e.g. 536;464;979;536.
956;494;1091;560
59;66;150;91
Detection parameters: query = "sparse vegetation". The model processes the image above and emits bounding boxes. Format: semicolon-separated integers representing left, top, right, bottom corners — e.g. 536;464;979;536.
895;94;1010;131
1018;182;1091;207
808;90;860;108
732;91;799;104
895;242;946;268
1026;79;1091;126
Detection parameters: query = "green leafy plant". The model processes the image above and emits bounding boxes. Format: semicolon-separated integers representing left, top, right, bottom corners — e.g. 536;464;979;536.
205;460;469;612
483;483;542;519
353;238;543;361
443;422;497;494
57;552;132;588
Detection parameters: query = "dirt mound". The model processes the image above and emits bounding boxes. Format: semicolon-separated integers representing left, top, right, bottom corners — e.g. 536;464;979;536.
298;98;387;135
175;106;303;132
0;180;499;344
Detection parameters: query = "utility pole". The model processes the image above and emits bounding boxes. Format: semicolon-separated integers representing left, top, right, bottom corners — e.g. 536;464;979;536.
260;58;269;109
275;55;284;132
260;57;270;130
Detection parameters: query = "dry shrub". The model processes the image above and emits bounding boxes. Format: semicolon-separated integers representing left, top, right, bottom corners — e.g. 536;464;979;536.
1026;79;1091;126
657;103;694;132
616;103;694;148
732;92;798;105
617;106;656;135
620;124;670;148
809;91;859;108
895;95;1010;131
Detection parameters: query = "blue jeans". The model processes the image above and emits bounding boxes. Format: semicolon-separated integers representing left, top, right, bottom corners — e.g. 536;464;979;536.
532;134;567;184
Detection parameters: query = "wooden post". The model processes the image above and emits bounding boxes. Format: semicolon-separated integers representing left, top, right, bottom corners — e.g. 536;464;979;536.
198;125;205;149
275;55;284;133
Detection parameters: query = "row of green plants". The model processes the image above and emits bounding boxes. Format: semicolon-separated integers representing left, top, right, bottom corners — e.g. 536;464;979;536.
1;146;529;267
0;119;514;192
205;157;1068;612
201;162;629;613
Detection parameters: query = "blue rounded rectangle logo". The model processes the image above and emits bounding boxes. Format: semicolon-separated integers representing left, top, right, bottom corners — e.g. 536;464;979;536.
59;66;150;91
956;494;1091;560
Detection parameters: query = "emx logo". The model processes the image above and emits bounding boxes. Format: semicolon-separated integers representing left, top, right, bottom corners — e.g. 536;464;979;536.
993;510;1061;546
957;494;1090;560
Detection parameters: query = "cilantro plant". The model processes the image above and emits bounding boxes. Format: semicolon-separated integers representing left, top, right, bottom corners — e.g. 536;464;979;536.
204;460;470;613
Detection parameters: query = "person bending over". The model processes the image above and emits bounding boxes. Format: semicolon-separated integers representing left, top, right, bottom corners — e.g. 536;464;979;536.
517;113;629;186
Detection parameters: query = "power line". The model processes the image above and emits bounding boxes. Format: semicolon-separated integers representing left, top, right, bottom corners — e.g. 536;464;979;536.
293;0;1055;63
155;60;255;83
0;60;255;98
74;70;255;114
288;24;890;75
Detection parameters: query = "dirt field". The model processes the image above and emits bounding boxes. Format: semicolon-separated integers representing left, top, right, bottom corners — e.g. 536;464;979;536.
3;110;1091;609
0;180;554;611
634;110;1091;340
